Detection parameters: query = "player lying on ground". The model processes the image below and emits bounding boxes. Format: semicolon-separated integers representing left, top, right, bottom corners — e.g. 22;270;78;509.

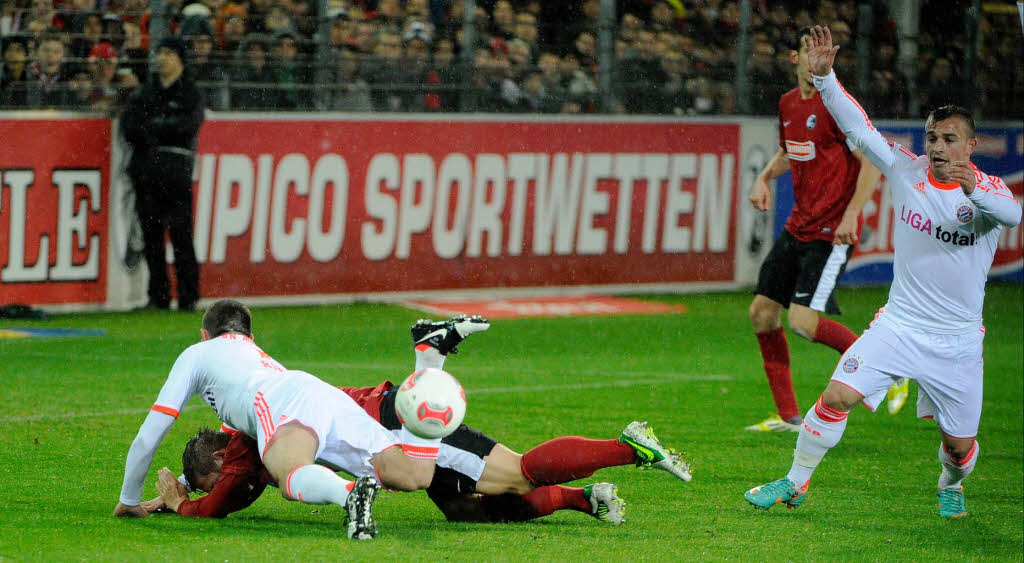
114;299;466;539
745;26;1021;518
140;316;692;525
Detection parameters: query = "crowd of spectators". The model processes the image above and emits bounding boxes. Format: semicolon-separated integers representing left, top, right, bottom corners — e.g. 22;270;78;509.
0;0;1020;118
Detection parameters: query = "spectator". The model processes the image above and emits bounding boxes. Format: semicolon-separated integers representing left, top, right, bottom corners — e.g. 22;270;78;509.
919;56;965;115
573;31;596;69
120;36;204;311
218;8;247;53
513;10;538;51
246;0;272;33
231;33;274;109
87;40;135;109
331;44;370;111
66;64;94;108
120;21;149;83
659;51;691;114
688;75;715;114
365;29;403;111
560;52;596;112
650;2;680;34
376;0;404;28
399;24;433;111
535;50;568;111
864;42;908;118
270;29;305;109
352;17;378;53
70;12;104;60
27;32;69;107
616;28;667;114
490;0;514;40
263;2;295;36
430;36;461;110
716;81;737;115
183;17;228;109
506;37;530;78
0;34;30;106
747;40;787;115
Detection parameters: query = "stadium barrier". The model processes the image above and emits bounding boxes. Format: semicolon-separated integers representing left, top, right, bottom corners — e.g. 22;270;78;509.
0;113;1019;310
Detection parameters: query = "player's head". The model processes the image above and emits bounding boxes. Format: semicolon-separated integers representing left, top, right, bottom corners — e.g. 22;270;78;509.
182;427;232;492
924;105;977;180
201;299;252;340
787;26;815;88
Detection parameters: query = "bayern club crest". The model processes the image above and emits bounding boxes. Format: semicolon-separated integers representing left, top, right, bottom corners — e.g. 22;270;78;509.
842;355;861;373
806;114;817;130
956;203;974;223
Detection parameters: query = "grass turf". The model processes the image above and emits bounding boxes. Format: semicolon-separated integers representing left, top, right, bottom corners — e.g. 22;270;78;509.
0;285;1020;560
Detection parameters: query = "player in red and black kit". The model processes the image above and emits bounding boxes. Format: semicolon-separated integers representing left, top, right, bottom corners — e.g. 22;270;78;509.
141;316;692;524
745;27;903;433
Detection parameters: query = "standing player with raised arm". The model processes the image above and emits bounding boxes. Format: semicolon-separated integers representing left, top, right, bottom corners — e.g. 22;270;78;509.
745;27;904;434
745;26;1021;518
113;299;458;539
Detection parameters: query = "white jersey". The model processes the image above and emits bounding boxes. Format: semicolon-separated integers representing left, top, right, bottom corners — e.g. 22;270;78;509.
119;333;288;505
813;71;1022;333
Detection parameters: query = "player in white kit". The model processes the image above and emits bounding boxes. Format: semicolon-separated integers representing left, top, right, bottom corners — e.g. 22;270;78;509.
744;26;1021;518
113;299;449;539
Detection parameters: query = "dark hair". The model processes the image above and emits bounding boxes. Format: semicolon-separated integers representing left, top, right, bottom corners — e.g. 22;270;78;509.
786;26;814;52
926;105;976;138
182;427;233;491
202;299;253;338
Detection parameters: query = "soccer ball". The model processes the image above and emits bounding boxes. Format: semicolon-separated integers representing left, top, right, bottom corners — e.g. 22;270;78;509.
394;368;466;439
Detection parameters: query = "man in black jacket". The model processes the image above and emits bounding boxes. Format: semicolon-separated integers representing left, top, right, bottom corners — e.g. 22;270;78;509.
121;36;205;311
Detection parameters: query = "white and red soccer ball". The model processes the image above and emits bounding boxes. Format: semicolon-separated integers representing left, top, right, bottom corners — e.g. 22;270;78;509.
394;368;466;439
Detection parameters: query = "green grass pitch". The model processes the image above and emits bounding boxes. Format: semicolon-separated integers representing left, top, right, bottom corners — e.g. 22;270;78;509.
0;285;1020;560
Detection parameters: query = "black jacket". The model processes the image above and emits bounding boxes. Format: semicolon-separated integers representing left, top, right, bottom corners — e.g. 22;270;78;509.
121;70;205;174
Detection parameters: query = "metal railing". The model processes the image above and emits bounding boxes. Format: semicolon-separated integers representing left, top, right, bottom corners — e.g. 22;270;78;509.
0;1;1020;118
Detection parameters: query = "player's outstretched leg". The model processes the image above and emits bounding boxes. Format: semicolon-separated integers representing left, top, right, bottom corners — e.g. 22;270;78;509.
345;476;382;540
744;478;807;510
412;315;490;356
618;421;692;482
584;483;626;525
887;378;910;415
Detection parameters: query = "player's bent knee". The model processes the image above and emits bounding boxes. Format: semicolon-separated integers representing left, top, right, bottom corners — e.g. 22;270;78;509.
749;299;781;332
821;382;859;412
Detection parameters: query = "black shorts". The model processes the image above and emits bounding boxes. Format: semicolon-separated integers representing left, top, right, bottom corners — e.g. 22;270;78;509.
379;389;499;506
754;230;852;315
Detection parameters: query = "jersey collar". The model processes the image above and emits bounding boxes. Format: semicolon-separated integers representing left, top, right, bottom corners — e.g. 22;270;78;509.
927;167;962;191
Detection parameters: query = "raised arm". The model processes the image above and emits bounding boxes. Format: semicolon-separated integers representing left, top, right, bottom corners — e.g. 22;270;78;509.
805;26;899;175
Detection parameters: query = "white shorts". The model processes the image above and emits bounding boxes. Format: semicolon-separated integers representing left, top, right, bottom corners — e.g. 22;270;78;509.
830;312;985;438
253;370;398;476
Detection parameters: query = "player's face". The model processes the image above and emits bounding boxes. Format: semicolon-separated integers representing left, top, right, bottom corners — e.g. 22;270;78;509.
195;469;221;492
791;37;813;87
925;117;976;180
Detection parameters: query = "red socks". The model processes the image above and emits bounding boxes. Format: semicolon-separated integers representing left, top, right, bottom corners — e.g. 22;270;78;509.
813;318;858;353
520;486;591;517
756;327;800;421
520;437;637;486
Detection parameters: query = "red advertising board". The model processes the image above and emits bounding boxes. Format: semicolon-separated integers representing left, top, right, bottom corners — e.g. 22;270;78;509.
192;119;742;297
0;119;110;305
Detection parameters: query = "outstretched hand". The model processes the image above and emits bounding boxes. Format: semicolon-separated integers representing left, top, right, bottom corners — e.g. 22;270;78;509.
805;25;839;77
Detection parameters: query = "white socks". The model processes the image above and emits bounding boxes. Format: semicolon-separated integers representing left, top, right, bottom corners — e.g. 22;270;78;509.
786;396;849;488
398;426;441;460
938;441;978;490
414;346;445;371
282;464;354;505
